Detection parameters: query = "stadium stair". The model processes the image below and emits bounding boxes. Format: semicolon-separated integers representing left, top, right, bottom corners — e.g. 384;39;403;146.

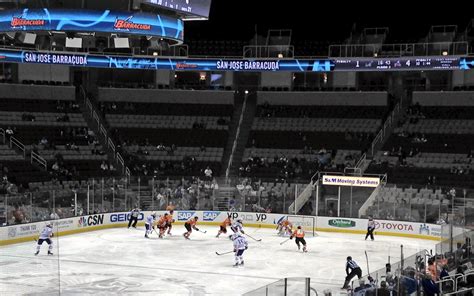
214;185;236;210
75;86;123;177
223;92;257;179
221;93;244;179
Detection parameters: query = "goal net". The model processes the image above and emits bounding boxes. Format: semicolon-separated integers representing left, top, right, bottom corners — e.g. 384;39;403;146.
287;215;316;237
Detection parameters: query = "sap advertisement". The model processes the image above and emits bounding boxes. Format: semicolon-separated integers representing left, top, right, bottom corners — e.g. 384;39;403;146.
143;0;212;18
0;49;334;72
0;9;184;41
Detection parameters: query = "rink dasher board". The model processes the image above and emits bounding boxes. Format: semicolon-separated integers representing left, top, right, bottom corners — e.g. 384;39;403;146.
0;211;451;246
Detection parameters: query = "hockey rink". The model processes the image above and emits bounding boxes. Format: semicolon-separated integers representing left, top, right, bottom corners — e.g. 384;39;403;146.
0;225;436;295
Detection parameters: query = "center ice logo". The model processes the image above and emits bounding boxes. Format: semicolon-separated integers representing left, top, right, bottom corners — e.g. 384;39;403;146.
177;211;195;221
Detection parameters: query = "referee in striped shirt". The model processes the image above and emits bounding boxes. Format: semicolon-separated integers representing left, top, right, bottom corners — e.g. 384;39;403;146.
342;256;362;289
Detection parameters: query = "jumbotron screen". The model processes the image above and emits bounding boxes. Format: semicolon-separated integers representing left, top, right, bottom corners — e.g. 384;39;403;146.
143;0;211;18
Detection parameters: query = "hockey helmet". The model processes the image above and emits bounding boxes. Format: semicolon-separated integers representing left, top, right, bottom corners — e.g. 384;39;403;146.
151;211;157;217
347;256;352;261
46;222;53;228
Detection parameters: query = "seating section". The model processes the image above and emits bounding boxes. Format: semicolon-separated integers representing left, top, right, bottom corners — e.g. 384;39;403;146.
244;99;388;180
240;148;360;180
103;101;233;177
0;145;22;161
236;179;308;214
368;104;474;188
0;98;112;182
366;185;449;223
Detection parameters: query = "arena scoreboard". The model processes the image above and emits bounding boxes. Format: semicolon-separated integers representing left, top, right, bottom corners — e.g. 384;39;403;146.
334;57;460;71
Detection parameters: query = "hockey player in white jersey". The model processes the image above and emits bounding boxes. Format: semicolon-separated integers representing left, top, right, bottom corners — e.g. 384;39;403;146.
144;212;157;238
230;219;245;235
231;233;248;267
35;223;54;255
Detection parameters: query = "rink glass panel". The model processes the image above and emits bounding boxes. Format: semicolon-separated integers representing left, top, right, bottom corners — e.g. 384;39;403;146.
243;278;313;296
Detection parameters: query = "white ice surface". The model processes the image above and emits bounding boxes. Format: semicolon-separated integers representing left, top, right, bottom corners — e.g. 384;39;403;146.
0;225;436;296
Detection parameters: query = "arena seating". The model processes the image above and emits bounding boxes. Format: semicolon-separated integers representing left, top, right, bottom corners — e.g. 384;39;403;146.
242;92;389;181
235;178;309;214
101;95;234;177
0;94;112;183
367;102;473;189
365;184;450;222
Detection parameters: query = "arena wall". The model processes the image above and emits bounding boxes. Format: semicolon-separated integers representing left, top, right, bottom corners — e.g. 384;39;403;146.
413;91;474;106
0;211;448;246
256;91;388;106
0;84;75;100
97;88;234;104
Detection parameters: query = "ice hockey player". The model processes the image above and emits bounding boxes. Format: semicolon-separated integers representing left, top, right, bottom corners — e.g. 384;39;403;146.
157;213;169;238
166;209;175;235
128;206;140;229
144;212;156;238
35;222;54;255
216;216;232;238
231;219;245;235
231;233;248;267
342;256;363;289
290;226;307;252
277;218;293;236
365;216;375;241
183;216;199;239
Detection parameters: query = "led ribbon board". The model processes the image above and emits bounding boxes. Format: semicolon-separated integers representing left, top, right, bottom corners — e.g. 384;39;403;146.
459;57;474;70
0;49;467;72
0;9;184;43
0;49;334;71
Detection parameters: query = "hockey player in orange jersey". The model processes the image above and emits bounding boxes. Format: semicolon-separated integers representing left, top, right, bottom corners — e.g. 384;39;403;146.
216;217;232;238
290;226;307;252
183;216;199;239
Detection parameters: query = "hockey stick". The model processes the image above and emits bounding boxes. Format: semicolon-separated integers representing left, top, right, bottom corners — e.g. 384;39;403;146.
197;229;207;234
215;250;234;256
245;233;262;242
365;250;370;274
280;238;291;245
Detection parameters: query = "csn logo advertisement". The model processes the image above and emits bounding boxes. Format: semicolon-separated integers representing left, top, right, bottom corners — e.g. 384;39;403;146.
78;215;105;227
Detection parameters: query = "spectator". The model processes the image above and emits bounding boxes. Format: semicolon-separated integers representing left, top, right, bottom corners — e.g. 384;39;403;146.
50;210;60;220
421;273;440;296
376;281;391;296
100;161;108;172
204;166;213;180
51;162;60;172
5;126;14;138
39;137;48;146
